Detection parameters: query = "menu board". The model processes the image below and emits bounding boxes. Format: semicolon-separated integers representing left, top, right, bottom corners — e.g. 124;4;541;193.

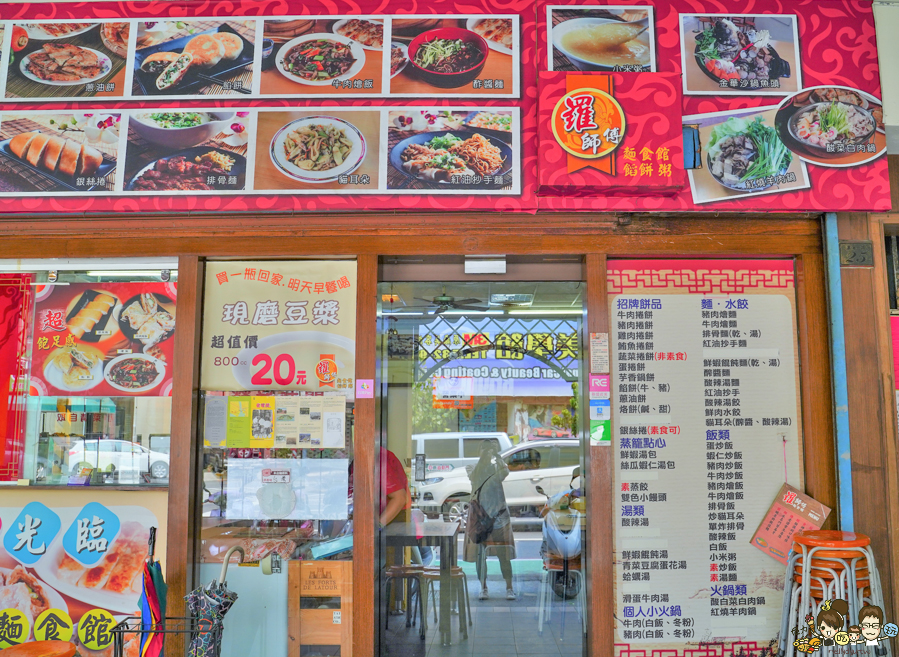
30;282;177;397
200;261;357;396
0;0;887;214
608;260;803;651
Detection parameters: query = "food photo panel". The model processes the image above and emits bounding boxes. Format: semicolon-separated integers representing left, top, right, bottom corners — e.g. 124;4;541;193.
386;108;518;193
389;15;518;97
132;20;256;97
773;86;886;168
122;110;251;193
680;14;801;96
254;110;380;192
684;105;810;205
259;17;385;96
0;112;119;194
5;22;128;100
29;282;177;398
548;6;655;72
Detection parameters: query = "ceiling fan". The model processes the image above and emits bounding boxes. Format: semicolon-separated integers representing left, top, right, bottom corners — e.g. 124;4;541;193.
406;286;488;315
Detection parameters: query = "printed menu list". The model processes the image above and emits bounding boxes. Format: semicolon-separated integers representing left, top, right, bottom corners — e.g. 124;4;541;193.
612;294;802;645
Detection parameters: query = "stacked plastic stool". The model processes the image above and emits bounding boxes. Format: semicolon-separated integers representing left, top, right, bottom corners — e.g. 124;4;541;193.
778;530;890;657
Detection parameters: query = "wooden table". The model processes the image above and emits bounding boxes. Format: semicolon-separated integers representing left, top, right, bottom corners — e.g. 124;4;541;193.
384;521;461;646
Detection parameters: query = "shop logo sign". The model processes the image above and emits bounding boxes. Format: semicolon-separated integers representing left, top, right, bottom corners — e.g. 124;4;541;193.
3;501;61;565
62;502;120;566
316;353;338;387
552;88;626;161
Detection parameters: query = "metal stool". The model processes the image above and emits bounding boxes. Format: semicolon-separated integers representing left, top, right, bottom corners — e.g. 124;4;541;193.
385;564;426;639
422;565;472;639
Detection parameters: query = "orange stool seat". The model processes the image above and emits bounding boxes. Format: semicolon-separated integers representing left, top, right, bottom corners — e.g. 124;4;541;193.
793;530;870;548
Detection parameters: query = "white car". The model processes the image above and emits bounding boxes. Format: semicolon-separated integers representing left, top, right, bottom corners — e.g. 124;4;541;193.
68;439;170;480
415;439;580;526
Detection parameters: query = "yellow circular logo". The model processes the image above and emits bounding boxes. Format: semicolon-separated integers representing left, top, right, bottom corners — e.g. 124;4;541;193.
551;88;626;159
35;608;74;642
77;608;116;650
315;357;338;385
0;608;30;648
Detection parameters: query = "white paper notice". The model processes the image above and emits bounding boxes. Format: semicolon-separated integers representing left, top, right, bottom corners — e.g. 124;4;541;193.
226;458;349;520
204;396;228;447
612;293;802;646
274;397;301;448
322;396;347;448
590;332;609;373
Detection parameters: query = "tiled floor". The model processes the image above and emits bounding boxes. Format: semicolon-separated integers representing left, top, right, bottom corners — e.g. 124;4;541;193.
382;568;585;657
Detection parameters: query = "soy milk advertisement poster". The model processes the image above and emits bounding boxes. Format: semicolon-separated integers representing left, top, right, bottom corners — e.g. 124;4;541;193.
201;261;357;396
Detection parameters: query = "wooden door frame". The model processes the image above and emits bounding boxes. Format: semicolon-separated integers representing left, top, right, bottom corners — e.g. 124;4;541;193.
0;214;835;657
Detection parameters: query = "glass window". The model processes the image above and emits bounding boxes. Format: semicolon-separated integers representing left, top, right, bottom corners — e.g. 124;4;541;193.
463;437;500;458
506;447;541;471
558;446;580;467
423;438;459;459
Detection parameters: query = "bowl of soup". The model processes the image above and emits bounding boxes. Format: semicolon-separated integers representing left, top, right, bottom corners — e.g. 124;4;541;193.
552;17;651;72
129;111;236;148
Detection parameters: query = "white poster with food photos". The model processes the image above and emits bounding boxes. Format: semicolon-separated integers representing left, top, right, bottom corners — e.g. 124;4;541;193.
0;15;520;101
679;14;802;96
0;106;520;196
546;5;656;72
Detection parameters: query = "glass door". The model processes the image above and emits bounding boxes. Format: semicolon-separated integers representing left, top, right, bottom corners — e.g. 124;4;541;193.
376;279;587;657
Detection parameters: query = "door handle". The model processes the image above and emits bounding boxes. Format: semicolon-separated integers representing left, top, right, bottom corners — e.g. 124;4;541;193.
531;476;543;482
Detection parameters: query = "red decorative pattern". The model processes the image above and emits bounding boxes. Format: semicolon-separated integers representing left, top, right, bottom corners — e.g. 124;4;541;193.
0;274;32;481
607;260;795;294
615;639;777;657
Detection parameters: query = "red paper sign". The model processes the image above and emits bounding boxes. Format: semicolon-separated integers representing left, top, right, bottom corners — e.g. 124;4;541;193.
30;282;177;397
750;483;831;565
539;72;684;197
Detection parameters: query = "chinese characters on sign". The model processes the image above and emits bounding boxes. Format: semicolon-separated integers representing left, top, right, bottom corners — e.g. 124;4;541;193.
610;261;802;647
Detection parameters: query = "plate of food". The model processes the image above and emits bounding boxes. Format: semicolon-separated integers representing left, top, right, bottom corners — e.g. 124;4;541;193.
0;565;68;634
786;101;877;158
694;18;790;86
33;516;154;613
466;18;514;55
407;27;488;89
101;22;130;59
65;288;122;342
389;131;512;186
275;33;365;86
20;45;112;86
462;111;513;141
116;292;176;357
332;18;383;51
705;115;792;192
270;116;366;183
133;25;255;95
22;23;97;40
390;41;409;78
128;110;237;149
43;345;104;392
0;131;114;192
552;17;651;72
104;353;166;392
126;146;247;192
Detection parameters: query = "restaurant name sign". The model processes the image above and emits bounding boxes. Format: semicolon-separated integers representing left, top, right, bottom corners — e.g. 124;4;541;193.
0;0;887;214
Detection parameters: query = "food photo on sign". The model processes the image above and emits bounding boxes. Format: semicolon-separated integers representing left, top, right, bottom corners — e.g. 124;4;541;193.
548;5;656;73
0;500;163;654
29;282;177;398
679;14;801;96
386;108;517;192
122;110;251;192
0;112;119;194
5;22;128;100
254;109;380;192
390;15;517;96
260;17;385;96
132;19;257;97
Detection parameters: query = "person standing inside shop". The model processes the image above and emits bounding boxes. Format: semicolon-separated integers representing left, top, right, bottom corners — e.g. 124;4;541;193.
463;441;516;600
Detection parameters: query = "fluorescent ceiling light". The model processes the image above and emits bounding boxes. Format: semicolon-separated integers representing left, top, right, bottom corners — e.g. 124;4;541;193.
440;310;505;315
86;271;164;277
507;309;582;315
